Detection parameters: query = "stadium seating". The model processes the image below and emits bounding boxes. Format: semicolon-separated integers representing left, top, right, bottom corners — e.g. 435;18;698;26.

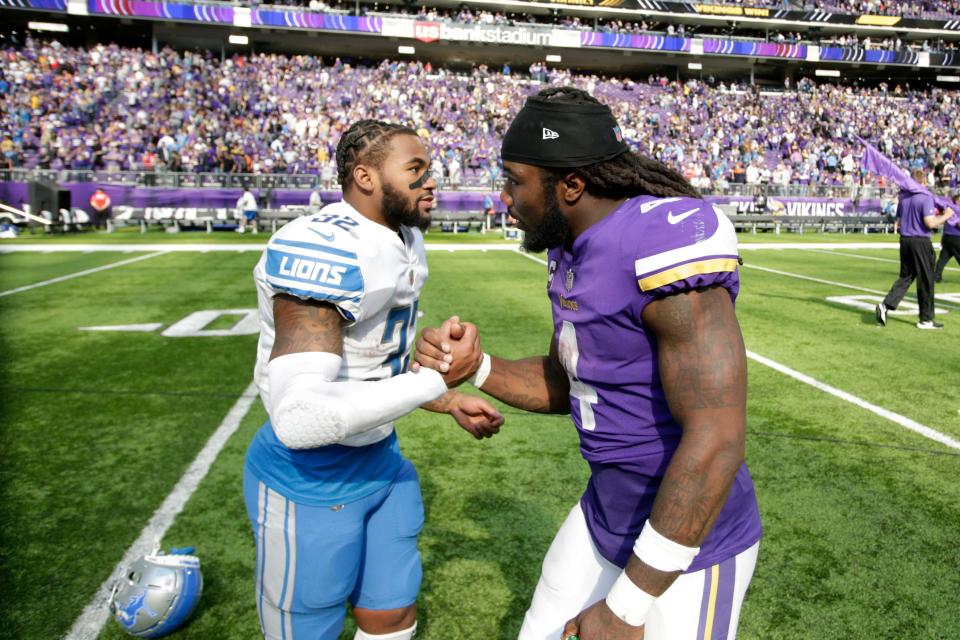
1;38;959;194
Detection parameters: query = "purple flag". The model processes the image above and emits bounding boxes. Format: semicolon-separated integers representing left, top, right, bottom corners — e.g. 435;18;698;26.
858;137;955;211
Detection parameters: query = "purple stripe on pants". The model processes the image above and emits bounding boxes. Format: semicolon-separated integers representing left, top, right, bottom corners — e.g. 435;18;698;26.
696;563;714;640
712;555;738;639
695;555;738;640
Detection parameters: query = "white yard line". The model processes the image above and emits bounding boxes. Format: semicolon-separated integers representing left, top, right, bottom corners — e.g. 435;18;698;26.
807;247;960;273
515;250;959;451
0;252;165;298
741;263;960;310
0;243;529;252
65;382;259;640
736;242;900;250
747;351;960;452
515;250;548;267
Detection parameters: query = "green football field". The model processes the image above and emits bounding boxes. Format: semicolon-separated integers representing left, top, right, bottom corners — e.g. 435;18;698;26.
1;236;958;640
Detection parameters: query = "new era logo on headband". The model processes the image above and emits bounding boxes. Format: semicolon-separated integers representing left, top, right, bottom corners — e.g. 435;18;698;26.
542;128;559;140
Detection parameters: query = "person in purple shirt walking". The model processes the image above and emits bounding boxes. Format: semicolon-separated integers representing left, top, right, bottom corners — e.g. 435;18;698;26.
934;190;960;283
413;88;761;640
876;169;956;330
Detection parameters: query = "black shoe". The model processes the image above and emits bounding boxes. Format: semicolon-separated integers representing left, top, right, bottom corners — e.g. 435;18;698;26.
916;320;944;330
875;303;888;326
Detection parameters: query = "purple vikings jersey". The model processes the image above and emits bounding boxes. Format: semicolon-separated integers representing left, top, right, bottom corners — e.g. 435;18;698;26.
944;211;960;237
546;196;762;573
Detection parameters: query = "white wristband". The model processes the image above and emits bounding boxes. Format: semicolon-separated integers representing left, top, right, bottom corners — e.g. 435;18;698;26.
604;571;655;627
467;352;492;388
633;520;701;573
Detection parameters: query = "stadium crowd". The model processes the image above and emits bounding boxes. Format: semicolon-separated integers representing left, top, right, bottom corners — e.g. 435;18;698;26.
2;38;960;192
817;0;960;18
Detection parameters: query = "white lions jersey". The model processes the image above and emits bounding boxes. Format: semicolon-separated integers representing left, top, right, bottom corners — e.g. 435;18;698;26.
253;200;428;447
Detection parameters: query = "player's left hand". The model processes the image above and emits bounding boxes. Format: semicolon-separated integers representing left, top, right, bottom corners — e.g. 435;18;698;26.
562;600;645;640
449;393;503;439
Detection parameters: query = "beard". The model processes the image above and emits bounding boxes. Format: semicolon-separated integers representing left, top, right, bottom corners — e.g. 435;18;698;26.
382;182;430;230
521;186;571;253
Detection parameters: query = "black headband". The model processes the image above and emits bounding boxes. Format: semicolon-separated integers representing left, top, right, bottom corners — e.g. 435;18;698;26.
501;96;629;169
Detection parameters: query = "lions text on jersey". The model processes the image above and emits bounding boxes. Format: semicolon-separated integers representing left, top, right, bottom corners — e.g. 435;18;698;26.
247;200;429;505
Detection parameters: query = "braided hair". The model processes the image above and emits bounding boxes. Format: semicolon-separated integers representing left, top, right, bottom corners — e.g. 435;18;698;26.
536;87;701;200
335;119;418;190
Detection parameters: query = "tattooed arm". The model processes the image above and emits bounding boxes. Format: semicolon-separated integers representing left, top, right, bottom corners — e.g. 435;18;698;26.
475;338;571;414
625;284;747;595
270;296;503;441
270;293;344;360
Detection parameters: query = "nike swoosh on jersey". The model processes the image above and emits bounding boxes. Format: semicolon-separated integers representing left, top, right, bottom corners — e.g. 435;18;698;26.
667;208;700;224
309;227;336;242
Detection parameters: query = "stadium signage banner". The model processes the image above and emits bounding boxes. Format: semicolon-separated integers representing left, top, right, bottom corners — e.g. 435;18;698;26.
8;0;960;37
384;18;581;47
406;20;579;47
414;21;441;43
9;0;959;64
692;4;770;17
710;196;884;217
526;0;633;6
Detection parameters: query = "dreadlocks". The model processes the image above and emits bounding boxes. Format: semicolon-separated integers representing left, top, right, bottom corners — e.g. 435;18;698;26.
335;119;418;190
536;87;701;200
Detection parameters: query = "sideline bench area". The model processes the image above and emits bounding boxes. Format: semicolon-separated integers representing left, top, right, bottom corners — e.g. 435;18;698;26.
727;214;894;235
3;204;896;237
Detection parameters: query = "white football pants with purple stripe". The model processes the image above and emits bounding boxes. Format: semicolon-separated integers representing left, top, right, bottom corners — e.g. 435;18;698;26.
519;503;758;640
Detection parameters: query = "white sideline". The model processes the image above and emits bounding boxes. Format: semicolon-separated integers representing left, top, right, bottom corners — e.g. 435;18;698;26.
65;382;259;640
808;247;960;273
0;243;527;253
746;351;960;452
0;241;909;253
0;252;165;298
516;250;960;452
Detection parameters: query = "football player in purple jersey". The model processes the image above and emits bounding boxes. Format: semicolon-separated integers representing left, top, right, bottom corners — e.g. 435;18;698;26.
414;87;762;640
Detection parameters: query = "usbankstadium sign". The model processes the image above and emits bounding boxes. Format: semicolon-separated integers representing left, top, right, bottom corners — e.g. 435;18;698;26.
392;20;581;48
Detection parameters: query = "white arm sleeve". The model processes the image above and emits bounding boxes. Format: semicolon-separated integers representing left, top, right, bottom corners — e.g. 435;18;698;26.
267;351;448;449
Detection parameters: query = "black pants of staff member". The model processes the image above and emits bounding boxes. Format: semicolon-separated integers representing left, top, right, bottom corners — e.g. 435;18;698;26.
92;207;111;229
935;234;960;281
883;236;937;323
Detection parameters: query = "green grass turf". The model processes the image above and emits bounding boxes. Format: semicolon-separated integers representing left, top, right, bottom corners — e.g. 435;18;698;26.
0;251;158;291
737;251;960;440
0;225;521;245
0;246;957;639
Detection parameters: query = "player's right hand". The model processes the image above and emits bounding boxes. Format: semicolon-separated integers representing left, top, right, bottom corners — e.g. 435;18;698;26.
412;315;483;387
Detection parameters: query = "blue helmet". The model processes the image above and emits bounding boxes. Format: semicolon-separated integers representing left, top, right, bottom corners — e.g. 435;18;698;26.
108;549;203;638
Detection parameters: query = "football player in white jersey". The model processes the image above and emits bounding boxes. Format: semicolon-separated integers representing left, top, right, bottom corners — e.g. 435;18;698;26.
243;119;504;640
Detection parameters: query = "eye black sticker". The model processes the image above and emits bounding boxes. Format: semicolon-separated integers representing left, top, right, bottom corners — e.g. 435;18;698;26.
409;169;433;191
